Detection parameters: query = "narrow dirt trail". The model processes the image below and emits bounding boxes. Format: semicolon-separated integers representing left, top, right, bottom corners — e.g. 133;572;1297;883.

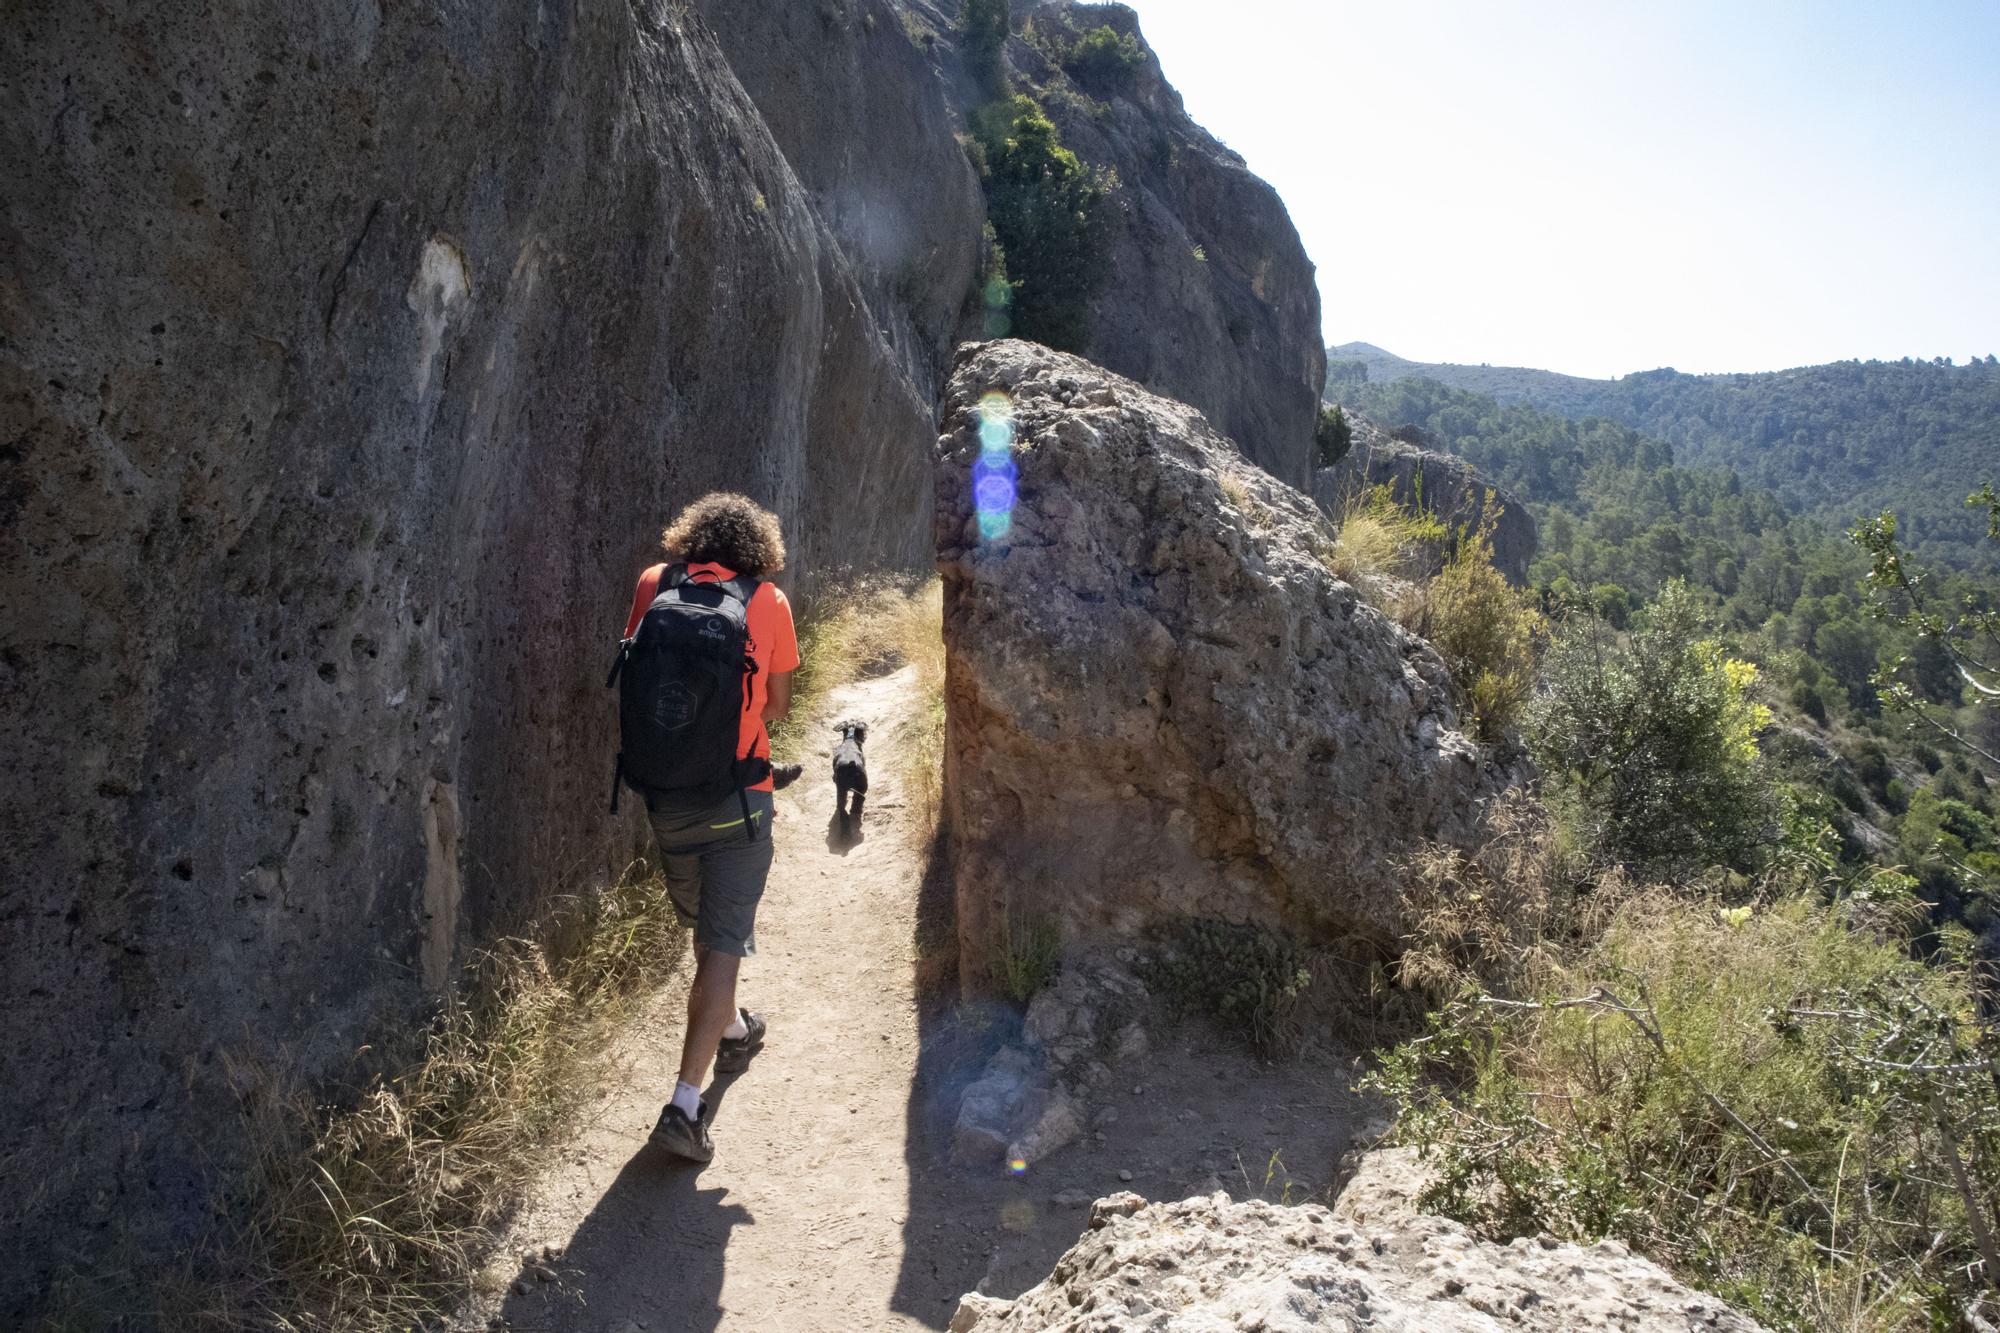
466;663;1367;1332
475;665;943;1332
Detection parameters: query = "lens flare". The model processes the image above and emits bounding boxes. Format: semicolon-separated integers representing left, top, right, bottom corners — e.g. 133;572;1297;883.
973;390;1017;544
1006;1157;1028;1177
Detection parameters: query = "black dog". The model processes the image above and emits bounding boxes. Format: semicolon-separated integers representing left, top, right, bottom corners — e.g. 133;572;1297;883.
831;719;869;828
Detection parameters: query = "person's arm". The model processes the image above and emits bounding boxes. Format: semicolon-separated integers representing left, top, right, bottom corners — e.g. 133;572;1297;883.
623;565;665;639
760;584;801;725
763;670;793;725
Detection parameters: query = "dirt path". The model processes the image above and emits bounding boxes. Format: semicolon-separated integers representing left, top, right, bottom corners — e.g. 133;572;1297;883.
465;665;1367;1333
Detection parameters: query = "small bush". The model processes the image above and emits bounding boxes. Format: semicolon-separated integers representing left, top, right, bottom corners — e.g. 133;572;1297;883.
960;0;1010;97
1529;581;1778;876
1789;679;1828;725
966;95;1116;352
1395;794;1605;1004
1315;404;1353;469
1061;24;1144;98
1140;919;1311;1054
989;910;1062;1003
1401;530;1547;741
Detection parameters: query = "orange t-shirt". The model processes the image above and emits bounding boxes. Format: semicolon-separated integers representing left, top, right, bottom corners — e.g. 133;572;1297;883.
623;561;801;792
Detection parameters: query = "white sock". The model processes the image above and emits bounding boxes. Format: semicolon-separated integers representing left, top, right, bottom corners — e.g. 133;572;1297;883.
722;1009;749;1041
671;1079;702;1119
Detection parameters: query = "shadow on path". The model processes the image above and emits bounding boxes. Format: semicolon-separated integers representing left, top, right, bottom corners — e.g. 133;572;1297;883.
499;1078;754;1333
824;809;863;854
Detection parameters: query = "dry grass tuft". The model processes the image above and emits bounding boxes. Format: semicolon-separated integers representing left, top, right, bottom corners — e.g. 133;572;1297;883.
1322;483;1445;598
1393;792;1607;1004
135;865;691;1332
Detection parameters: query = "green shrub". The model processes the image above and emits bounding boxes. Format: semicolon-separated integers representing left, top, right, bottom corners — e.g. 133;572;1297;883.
1588;580;1631;629
1788;679;1827;725
1140;919;1310;1054
1368;887;1999;1330
1529;581;1778;876
1403;530;1547;742
988;909;1062;1003
1315;404;1353;469
1062;24;1144;98
967;95;1116;352
960;0;1011;97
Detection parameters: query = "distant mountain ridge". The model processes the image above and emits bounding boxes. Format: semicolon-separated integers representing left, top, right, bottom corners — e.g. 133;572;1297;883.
1327;342;2000;573
1328;341;1612;411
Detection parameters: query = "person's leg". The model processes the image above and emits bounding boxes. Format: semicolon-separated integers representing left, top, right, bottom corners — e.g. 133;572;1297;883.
677;943;741;1087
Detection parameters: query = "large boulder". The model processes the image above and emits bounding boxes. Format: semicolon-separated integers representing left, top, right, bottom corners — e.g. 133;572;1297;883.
936;342;1505;982
1314;416;1540;586
950;1178;1768;1331
0;0;972;1298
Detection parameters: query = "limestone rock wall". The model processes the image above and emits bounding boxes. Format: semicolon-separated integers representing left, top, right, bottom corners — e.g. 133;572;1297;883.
0;0;972;1295
936;342;1505;982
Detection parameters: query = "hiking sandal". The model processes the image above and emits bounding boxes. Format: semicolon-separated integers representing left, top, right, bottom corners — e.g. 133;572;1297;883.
714;1010;767;1073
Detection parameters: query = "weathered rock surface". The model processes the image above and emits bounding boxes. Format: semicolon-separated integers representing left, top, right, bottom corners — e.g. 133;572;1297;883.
950;954;1148;1167
937;341;1505;981
966;1;1327;487
688;0;983;398
953;1163;1768;1331
0;0;966;1299
1314;416;1540;585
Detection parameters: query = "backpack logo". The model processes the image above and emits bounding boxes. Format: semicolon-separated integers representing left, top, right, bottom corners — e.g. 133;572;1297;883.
651;681;698;733
698;616;728;641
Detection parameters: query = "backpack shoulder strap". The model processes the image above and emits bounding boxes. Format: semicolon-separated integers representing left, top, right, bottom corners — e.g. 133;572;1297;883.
660;562;689;593
715;573;760;607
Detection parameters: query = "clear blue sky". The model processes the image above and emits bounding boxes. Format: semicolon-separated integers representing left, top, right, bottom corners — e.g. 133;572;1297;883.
1121;0;2000;377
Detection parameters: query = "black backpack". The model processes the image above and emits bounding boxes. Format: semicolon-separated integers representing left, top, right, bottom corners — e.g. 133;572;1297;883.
607;565;767;833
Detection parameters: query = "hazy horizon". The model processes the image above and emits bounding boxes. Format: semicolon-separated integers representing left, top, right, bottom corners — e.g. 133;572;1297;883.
1122;0;2000;379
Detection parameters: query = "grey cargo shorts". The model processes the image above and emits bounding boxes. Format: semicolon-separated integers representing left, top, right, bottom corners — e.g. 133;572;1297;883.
646;788;776;957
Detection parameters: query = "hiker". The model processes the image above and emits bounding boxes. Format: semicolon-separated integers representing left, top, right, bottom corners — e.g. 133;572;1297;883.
611;492;800;1162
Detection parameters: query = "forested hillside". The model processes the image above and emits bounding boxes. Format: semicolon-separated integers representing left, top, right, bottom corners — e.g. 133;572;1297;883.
1330;373;2000;958
1329;344;2000;573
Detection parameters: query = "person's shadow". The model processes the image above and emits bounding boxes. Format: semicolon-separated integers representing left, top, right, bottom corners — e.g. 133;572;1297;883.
499;1079;754;1332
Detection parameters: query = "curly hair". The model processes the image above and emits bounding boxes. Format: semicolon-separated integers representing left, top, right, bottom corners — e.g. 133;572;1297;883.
660;492;787;576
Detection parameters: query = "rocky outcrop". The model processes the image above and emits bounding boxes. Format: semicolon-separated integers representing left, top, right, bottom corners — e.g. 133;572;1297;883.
961;1;1326;487
951;1163;1768;1331
936;341;1505;983
0;0;972;1298
1314;417;1540;585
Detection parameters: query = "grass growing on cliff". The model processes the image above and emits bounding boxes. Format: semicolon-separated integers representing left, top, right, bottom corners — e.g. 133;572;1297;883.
1325;482;1445;596
184;865;689;1331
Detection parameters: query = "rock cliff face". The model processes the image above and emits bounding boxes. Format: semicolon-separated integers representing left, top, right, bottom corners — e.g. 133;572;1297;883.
970;1;1327;487
0;0;969;1294
936;342;1504;982
1314;416;1540;585
0;0;1335;1297
951;1155;1769;1331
